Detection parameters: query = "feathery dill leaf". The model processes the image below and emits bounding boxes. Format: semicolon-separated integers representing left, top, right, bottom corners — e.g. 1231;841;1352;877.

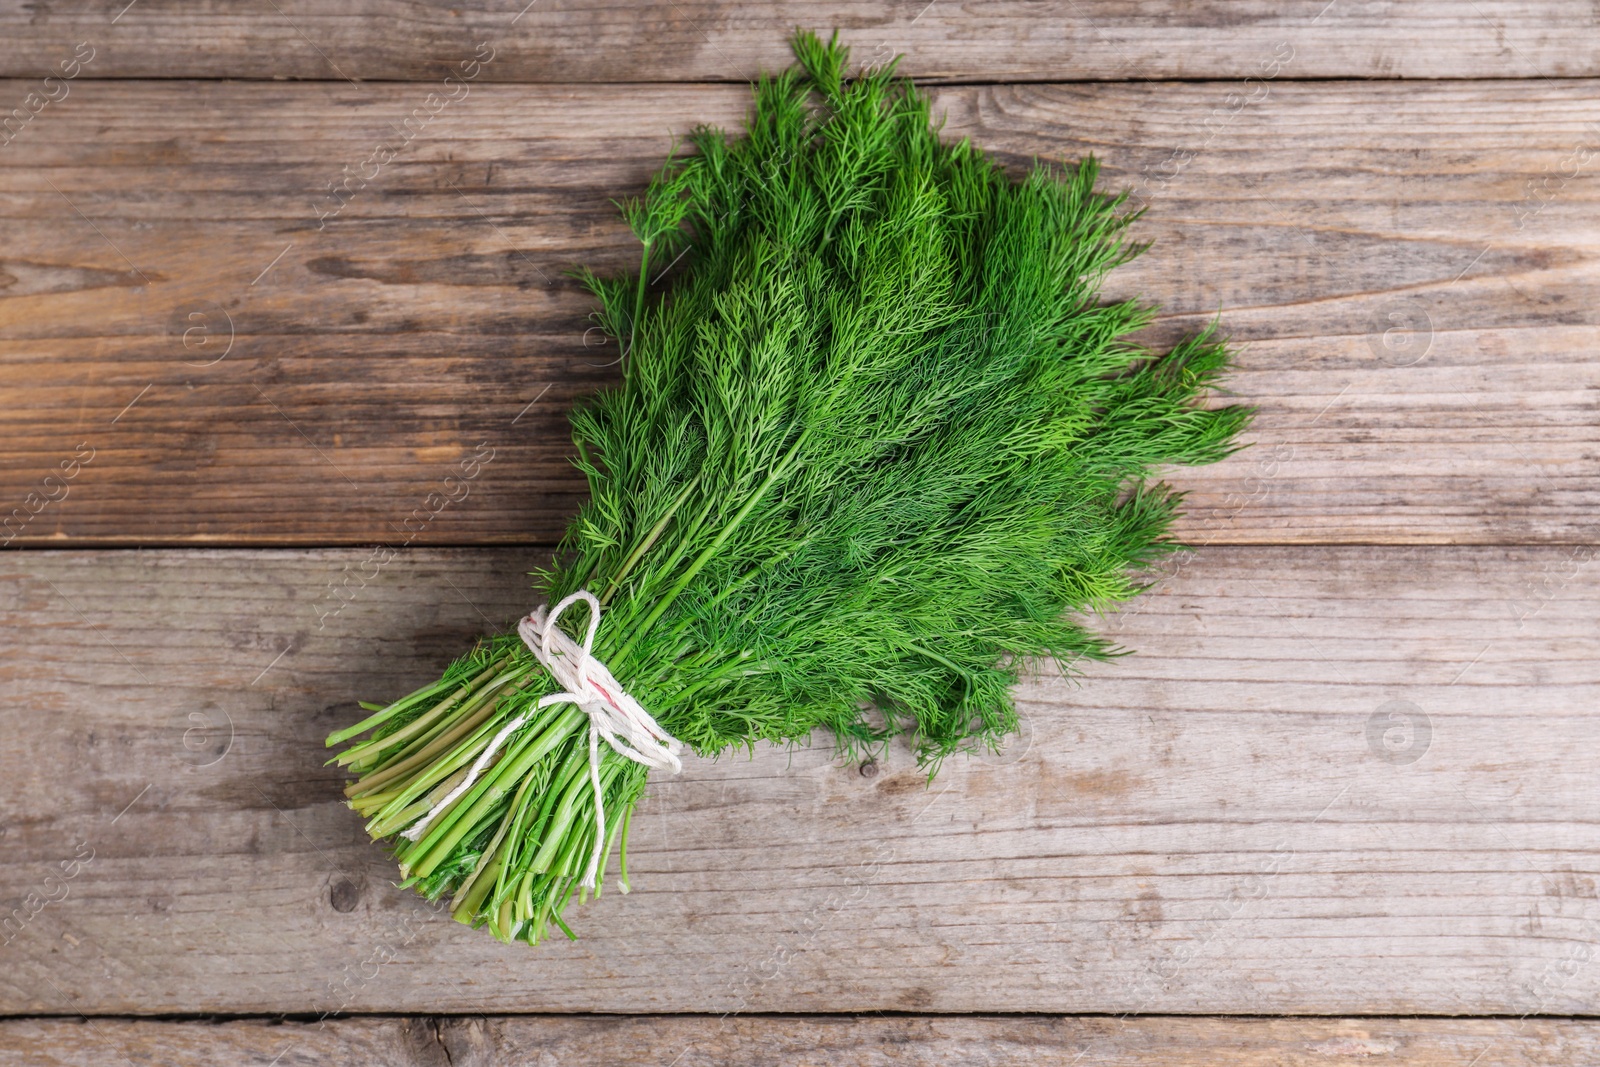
327;30;1250;945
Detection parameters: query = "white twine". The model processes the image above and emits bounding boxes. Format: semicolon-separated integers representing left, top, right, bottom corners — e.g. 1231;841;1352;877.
400;590;682;890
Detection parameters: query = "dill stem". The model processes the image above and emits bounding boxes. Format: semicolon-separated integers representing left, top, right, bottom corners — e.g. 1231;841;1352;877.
650;662;764;719
325;674;455;748
651;536;809;659
364;693;567;837
451;760;544;919
449;808;513;919
405;705;585;879
518;870;534;922
626;239;652;368
599;473;701;607
335;656;512;766
905;640;970;678
603;490;720;628
528;748;614;872
346;671;523;797
617;802;635;892
492;750;557;902
608;427;812;668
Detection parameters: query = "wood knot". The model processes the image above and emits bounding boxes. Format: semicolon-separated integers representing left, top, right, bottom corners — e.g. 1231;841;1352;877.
329;876;362;913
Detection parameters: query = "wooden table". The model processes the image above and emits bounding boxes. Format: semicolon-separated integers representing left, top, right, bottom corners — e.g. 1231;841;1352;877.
2;3;1597;1063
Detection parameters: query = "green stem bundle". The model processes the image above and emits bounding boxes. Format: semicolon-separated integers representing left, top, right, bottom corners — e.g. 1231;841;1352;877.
329;31;1250;945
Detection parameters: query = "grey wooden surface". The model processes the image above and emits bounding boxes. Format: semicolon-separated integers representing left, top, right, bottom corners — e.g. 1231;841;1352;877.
0;1;1590;82
1;546;1596;1015
2;81;1596;545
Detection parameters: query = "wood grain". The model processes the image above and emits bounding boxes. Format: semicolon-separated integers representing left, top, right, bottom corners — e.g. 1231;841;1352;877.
0;1;1592;83
5;1014;1600;1067
2;79;1596;547
2;544;1596;1014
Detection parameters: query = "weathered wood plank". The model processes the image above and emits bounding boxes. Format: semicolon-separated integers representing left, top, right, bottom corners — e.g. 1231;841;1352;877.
2;79;1597;547
0;1;1591;83
5;1015;1600;1066
1;545;1596;1014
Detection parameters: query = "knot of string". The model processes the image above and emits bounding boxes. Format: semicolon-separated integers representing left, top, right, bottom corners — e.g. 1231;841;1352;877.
400;590;682;890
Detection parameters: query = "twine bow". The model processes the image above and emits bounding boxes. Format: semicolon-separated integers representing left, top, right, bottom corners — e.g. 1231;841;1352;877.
400;591;682;890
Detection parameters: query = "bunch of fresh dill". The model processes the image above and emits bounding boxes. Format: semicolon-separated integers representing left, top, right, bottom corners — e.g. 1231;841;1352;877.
327;31;1250;945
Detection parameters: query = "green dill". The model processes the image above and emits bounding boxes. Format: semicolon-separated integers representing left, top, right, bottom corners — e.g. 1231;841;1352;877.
328;30;1250;945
